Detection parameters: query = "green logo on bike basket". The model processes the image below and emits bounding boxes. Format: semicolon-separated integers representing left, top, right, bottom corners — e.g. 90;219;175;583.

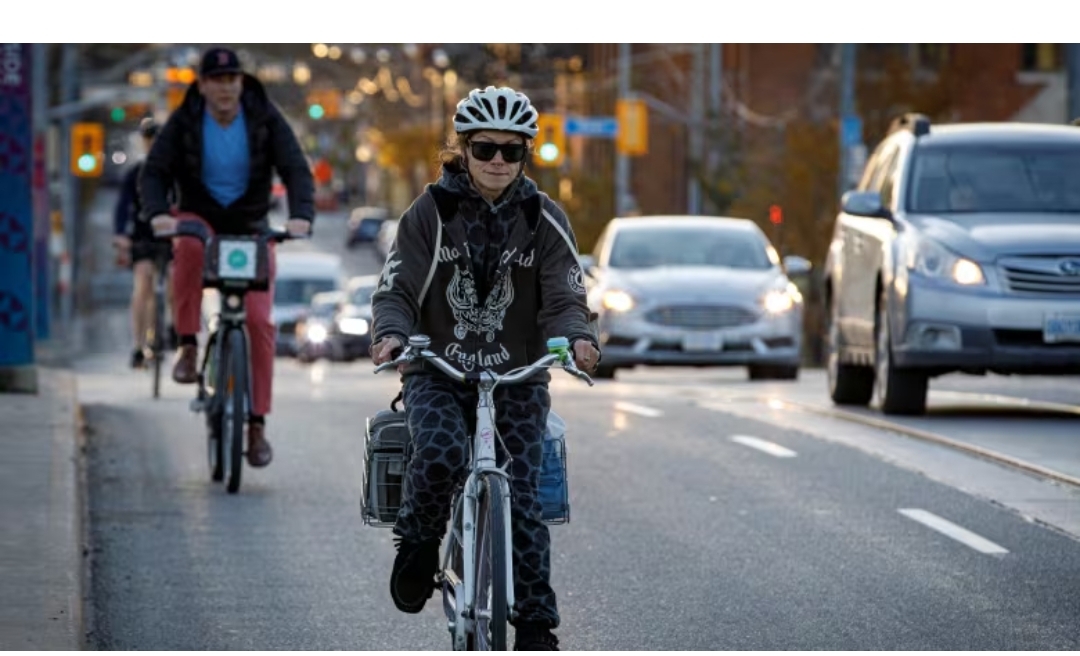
227;249;248;270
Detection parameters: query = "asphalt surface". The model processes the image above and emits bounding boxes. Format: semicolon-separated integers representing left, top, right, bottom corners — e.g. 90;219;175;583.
77;197;1080;650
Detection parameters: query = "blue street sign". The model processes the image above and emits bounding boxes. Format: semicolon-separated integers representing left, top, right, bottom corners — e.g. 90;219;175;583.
564;116;618;138
841;115;863;147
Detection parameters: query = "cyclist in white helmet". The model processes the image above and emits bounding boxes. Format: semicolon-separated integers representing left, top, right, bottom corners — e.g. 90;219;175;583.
370;85;600;651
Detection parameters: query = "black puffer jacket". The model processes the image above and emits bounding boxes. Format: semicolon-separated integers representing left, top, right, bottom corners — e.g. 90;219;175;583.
138;74;315;234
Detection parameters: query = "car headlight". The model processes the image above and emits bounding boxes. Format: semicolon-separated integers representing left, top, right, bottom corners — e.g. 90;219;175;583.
762;288;795;314
906;238;985;285
306;323;328;344
602;290;635;313
339;317;369;335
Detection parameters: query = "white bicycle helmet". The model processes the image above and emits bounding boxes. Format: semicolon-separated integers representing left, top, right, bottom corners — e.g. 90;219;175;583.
453;86;539;139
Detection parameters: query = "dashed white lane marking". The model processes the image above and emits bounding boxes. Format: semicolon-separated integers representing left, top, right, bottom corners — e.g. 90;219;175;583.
729;435;797;458
613;401;664;418
898;508;1009;555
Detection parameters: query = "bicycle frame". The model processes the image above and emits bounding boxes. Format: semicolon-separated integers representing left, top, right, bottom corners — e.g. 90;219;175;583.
374;334;593;650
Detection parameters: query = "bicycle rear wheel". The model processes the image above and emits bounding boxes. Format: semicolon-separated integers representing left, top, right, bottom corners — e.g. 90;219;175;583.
221;328;247;494
473;474;508;651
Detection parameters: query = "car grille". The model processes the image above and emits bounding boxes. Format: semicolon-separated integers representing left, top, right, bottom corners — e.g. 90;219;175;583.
1001;257;1080;295
645;305;757;329
278;320;298;335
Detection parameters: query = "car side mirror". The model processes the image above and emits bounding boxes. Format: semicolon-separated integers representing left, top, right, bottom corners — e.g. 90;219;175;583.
782;255;812;277
841;190;891;219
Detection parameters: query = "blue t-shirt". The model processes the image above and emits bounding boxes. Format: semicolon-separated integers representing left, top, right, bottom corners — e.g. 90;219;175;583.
202;107;250;207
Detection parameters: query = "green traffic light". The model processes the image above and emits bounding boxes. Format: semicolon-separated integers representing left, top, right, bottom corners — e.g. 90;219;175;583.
77;153;96;172
538;143;559;162
308;104;325;120
110;107;125;123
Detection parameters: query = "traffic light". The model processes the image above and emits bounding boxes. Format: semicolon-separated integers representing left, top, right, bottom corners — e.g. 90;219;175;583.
308;102;325;120
533;113;565;168
769;204;783;225
306;90;340;120
110;106;126;123
70;122;104;178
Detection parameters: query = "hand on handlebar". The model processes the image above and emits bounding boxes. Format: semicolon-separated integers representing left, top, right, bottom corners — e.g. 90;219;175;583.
571;339;600;374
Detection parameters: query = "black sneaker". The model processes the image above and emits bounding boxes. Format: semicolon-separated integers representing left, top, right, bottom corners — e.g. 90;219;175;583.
130;348;146;369
389;536;440;614
514;623;559;651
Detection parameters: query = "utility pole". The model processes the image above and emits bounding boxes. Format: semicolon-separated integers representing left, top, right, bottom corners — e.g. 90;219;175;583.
688;44;705;215
1067;44;1080;122
837;43;857;201
58;43;78;336
615;43;631;216
708;43;723;214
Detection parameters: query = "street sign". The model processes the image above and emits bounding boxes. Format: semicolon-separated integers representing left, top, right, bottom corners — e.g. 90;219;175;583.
841;115;863;147
564;116;618;138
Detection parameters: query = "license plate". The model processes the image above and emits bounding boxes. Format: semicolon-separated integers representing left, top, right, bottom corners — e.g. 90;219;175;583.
1043;312;1080;343
682;332;723;352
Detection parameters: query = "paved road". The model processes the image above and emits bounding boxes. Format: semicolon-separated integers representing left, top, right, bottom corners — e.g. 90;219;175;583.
77;208;1080;649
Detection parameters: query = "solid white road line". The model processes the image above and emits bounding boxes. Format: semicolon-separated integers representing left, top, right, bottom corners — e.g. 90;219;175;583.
898;508;1009;555
613;401;664;418
729;435;797;458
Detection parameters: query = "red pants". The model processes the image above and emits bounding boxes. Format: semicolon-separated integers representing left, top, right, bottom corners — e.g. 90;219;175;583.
172;215;277;416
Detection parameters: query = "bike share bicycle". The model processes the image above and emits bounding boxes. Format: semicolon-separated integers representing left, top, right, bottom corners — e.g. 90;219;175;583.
162;219;301;494
364;334;592;650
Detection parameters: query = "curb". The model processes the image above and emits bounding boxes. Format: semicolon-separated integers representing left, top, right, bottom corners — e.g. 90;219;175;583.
778;398;1080;491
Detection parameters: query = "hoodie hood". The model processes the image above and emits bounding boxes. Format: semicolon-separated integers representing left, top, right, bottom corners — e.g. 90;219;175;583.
435;158;538;213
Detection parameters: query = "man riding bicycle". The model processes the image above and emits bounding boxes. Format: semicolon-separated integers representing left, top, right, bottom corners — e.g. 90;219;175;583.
113;117;175;368
139;46;315;467
370;85;600;651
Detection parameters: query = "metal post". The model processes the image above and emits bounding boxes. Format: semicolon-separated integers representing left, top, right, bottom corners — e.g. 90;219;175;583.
707;43;722;214
688;44;705;215
1067;44;1080;122
31;43;50;341
838;44;857;200
615;43;631;216
58;43;78;336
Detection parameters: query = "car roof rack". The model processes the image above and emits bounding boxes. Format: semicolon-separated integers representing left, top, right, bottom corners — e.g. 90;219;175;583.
889;112;931;137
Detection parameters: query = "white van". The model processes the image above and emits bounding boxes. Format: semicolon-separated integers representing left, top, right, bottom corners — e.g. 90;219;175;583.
272;252;346;356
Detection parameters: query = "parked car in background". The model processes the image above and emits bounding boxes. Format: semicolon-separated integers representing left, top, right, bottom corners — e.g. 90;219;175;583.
346;206;390;249
824;113;1080;416
582;215;808;380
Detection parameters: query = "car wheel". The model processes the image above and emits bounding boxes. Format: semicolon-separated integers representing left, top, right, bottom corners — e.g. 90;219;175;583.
874;290;928;415
826;292;874;405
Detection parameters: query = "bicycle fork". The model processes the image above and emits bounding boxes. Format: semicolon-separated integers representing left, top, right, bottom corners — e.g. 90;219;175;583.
444;468;516;649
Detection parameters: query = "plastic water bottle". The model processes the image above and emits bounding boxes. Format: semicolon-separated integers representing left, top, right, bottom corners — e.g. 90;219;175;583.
539;410;569;523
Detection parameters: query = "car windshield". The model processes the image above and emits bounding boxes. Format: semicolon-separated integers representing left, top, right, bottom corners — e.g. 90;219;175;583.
349;284;375;306
608;226;774;270
274;279;338;306
909;143;1080;213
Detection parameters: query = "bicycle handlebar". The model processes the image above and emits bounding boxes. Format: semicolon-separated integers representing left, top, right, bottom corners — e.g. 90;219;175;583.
154;219;305;244
373;335;595;387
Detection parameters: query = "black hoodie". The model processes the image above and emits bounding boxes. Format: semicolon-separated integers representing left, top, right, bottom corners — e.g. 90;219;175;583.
138;74;315;234
371;161;599;382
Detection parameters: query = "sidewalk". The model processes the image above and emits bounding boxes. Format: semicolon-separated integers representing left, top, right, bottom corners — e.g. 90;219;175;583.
0;367;85;650
0;187;122;650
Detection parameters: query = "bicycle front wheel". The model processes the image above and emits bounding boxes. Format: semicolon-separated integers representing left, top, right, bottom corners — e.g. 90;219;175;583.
473;474;509;651
221;328;247;494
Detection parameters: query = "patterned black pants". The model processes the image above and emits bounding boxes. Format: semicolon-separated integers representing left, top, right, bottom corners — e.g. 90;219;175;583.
395;372;559;628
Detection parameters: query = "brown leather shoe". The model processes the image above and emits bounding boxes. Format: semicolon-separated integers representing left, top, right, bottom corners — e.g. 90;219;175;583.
171;344;199;384
246;422;273;468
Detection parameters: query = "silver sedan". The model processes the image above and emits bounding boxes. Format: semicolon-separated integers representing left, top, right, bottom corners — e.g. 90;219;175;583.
581;215;809;380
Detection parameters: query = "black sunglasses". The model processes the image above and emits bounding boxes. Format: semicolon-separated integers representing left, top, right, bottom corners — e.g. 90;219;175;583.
468;141;527;163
